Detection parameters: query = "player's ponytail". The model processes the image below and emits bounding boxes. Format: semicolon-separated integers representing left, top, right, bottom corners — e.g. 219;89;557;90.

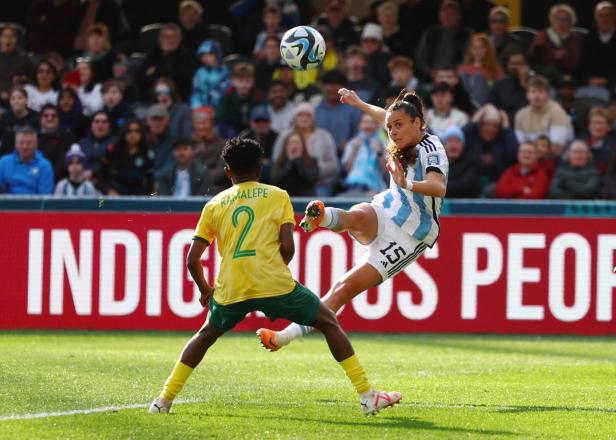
385;89;427;172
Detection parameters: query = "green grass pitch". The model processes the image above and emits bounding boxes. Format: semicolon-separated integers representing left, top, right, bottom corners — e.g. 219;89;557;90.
0;331;614;439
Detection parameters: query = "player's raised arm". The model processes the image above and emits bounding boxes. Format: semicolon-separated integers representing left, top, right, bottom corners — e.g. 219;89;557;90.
186;238;213;307
279;223;295;265
339;88;386;125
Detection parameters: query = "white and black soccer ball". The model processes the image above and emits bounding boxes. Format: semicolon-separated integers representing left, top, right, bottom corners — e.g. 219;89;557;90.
280;26;326;70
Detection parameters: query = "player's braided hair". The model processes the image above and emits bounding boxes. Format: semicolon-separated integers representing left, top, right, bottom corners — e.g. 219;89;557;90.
385;89;426;173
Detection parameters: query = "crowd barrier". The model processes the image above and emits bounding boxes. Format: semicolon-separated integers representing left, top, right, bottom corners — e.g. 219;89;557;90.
0;196;614;335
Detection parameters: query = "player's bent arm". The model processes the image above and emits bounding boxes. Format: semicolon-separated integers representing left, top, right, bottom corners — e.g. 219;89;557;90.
410;171;447;198
279;223;295;265
339;88;386;125
187;238;213;306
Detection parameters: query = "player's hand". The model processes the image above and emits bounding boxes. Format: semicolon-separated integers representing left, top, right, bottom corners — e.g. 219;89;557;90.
199;287;213;308
387;156;406;188
339;88;362;107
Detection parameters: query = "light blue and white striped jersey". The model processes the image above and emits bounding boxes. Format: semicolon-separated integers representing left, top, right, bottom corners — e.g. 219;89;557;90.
372;134;449;247
54;178;100;197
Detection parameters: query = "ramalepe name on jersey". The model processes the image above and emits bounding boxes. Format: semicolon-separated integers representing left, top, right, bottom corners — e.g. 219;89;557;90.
221;187;270;207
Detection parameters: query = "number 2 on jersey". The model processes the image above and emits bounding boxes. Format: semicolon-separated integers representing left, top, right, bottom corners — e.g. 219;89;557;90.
231;206;256;259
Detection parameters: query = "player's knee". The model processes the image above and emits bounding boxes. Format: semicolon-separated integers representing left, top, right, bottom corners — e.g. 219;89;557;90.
316;304;339;328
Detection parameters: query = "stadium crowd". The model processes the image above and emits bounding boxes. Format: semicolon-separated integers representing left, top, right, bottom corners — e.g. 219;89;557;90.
0;0;616;199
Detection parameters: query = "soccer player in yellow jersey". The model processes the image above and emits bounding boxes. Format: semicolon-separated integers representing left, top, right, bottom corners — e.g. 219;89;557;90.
148;137;401;416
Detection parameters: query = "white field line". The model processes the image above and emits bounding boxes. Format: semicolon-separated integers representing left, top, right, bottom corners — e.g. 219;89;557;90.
0;399;203;421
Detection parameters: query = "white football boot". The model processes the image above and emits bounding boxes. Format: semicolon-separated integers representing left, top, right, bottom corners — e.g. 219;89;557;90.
360;389;402;416
148;396;172;414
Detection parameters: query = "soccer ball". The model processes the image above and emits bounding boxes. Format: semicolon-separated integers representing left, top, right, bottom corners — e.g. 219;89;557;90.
280;26;326;70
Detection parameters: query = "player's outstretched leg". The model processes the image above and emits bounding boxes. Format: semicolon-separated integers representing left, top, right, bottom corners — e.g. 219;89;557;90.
299;200;326;232
312;302;401;416
258;262;382;350
149;323;224;414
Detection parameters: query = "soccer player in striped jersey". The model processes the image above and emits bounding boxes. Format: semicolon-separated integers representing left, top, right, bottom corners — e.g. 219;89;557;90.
258;88;448;350
148;137;401;416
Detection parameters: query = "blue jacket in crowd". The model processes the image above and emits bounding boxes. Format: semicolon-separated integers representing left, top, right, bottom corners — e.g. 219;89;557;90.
0;150;54;194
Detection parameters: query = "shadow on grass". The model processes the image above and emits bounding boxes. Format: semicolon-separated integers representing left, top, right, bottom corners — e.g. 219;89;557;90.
413;401;616;414
183;411;515;436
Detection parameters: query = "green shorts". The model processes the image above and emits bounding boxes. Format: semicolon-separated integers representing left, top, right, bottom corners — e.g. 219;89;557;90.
207;282;321;332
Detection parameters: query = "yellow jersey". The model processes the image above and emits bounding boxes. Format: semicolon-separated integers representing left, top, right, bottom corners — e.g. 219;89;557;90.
194;181;296;305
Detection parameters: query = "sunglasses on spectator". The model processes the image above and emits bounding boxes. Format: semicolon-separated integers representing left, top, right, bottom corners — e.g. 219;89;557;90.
155;87;172;95
75;56;91;64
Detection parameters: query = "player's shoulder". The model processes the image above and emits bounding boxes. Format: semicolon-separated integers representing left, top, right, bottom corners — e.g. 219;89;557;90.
417;133;444;154
259;183;290;199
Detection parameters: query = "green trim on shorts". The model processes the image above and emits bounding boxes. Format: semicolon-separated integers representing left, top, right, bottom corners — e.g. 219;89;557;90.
207;282;321;332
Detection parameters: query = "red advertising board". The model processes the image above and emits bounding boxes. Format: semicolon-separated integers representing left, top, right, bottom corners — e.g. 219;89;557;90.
0;212;614;334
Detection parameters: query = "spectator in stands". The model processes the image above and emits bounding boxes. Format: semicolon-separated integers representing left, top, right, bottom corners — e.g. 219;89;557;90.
79;110;116;181
603;148;616;198
527;4;584;83
25;61;59;112
72;0;130;54
535;135;557;181
312;0;360;51
255;35;284;93
495;141;549;199
215;63;266;136
54;144;98;196
388;56;419;93
317;26;342;73
341;114;387;195
145;104;175;178
192;106;228;194
178;0;210;56
0;126;53;194
360;23;391;86
376;1;412;57
0;25;34;102
555;74;591;136
272;102;339;196
463;103;518;193
315;69;361;153
343;46;381;105
190;39;230;109
487;6;520;68
57;87;88;139
548;140;599;199
136;23;193;101
580;106;616;174
581;2;616;88
442;125;480;198
238;105;278;162
38;103;74;182
153;78;192;140
270;130;318;196
458;33;504;107
76;58;103;117
415;0;472;81
253;5;285;61
99;119;154;196
426;83;469;139
102;79;134;135
274;64;323;107
0;86;39;155
26;0;81;57
155;138;211;197
487;51;530;123
267;80;295;135
80;23;115;83
514;75;573;155
431;65;475;115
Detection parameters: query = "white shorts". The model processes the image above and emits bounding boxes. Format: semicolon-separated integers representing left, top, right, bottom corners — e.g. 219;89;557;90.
356;204;428;281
